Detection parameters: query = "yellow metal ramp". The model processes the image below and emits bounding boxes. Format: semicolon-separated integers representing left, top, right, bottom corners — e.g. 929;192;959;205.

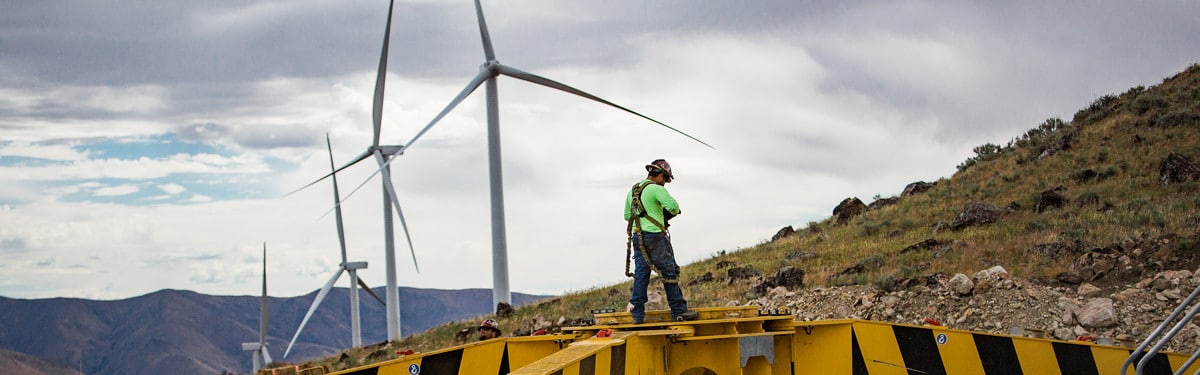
317;307;1199;375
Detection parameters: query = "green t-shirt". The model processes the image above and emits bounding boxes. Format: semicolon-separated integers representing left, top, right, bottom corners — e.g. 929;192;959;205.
624;179;681;233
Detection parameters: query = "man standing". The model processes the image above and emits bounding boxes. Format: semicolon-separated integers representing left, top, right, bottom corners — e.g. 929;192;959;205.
625;159;699;324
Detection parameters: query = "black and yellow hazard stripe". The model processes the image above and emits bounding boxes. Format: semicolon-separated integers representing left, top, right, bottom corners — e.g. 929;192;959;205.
837;321;1195;375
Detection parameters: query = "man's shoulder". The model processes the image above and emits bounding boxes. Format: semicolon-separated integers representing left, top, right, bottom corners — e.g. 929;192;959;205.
643;182;669;195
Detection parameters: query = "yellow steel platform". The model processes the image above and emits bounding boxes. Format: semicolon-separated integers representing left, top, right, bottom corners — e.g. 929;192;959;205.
301;306;1197;375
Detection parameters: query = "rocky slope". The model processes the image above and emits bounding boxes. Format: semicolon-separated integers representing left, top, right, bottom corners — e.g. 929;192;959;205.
740;266;1200;353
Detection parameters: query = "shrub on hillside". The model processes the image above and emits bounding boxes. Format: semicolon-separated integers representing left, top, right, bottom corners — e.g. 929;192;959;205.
1132;91;1168;115
1073;94;1119;125
1153;109;1198;128
956;142;1005;172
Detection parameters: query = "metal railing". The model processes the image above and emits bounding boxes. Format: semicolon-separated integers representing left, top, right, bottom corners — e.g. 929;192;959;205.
1121;283;1200;375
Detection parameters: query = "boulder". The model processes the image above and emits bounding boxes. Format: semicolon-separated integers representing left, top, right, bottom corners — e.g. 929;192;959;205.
833;197;867;225
1038;132;1074;159
1078;283;1102;298
974;265;1010;281
772;266;806;289
767;286;790;300
900;239;940;254
496;302;515;317
868;197;900;210
1161;152;1200;185
1035;186;1068;213
1078;298;1119;328
771;226;795;242
785;249;817;261
752;266;805;295
837;264;866;276
948;273;974;296
686;271;715;287
1034;240;1088;259
1070;252;1115;282
1056;272;1084;285
950;202;1005;230
727;266;759;281
902;181;935;197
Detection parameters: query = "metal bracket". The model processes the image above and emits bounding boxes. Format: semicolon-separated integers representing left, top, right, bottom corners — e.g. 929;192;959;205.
740;336;775;367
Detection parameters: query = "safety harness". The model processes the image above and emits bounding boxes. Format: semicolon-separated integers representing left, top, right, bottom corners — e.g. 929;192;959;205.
625;180;672;282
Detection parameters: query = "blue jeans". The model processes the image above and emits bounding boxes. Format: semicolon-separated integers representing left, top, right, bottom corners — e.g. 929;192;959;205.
630;231;688;321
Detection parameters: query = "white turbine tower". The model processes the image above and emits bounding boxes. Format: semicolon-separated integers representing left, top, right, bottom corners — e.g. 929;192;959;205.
287;0;417;342
395;0;713;310
242;243;273;373
283;135;389;358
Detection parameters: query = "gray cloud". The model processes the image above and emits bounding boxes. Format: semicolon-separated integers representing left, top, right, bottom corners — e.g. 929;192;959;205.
2;0;1199;299
1;238;26;253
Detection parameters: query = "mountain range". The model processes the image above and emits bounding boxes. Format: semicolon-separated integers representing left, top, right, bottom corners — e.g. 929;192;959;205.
0;287;549;375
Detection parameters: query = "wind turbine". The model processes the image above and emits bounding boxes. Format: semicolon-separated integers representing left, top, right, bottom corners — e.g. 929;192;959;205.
396;0;713;310
242;243;273;373
286;0;417;342
283;135;388;358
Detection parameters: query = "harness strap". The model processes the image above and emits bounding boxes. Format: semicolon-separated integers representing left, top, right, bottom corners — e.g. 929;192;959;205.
626;181;666;278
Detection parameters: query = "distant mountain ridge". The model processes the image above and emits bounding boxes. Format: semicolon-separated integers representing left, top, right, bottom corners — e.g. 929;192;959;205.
0;287;550;375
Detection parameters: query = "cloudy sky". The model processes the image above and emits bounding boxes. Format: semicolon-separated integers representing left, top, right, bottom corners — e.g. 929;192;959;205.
2;0;1198;301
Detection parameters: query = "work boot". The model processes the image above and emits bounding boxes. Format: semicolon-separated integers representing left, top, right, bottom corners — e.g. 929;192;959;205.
631;318;644;325
673;310;700;322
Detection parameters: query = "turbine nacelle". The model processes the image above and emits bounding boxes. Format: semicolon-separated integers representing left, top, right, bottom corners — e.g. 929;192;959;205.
372;145;406;156
482;60;501;75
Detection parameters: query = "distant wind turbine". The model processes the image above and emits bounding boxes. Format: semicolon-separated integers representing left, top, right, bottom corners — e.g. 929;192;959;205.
395;0;713;310
283;135;388;358
241;243;273;373
286;0;417;341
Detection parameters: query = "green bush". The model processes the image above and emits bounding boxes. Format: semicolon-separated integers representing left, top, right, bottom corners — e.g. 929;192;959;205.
1154;109;1198;127
1074;95;1119;125
857;254;887;269
874;274;899;292
957;143;1006;172
1132;92;1168;115
1075;191;1101;207
1121;200;1166;227
1024;220;1051;233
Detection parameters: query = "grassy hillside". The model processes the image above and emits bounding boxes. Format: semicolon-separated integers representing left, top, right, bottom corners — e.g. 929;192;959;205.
292;63;1200;372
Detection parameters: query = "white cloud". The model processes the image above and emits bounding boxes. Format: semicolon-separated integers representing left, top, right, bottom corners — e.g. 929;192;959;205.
0;141;92;161
0;154;270;182
93;184;140;197
158;183;186;195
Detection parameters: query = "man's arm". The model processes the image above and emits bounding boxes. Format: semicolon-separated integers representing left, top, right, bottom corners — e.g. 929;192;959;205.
652;186;680;215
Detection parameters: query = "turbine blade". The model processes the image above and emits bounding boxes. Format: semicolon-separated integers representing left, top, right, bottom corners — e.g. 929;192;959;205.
372;0;397;147
283;149;373;197
261;347;273;365
496;64;715;149
326;135;349;264
402;69;490;153
374;151;420;273
356;277;386;306
260;242;268;345
474;0;495;61
284;268;345;358
319;154;387;219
